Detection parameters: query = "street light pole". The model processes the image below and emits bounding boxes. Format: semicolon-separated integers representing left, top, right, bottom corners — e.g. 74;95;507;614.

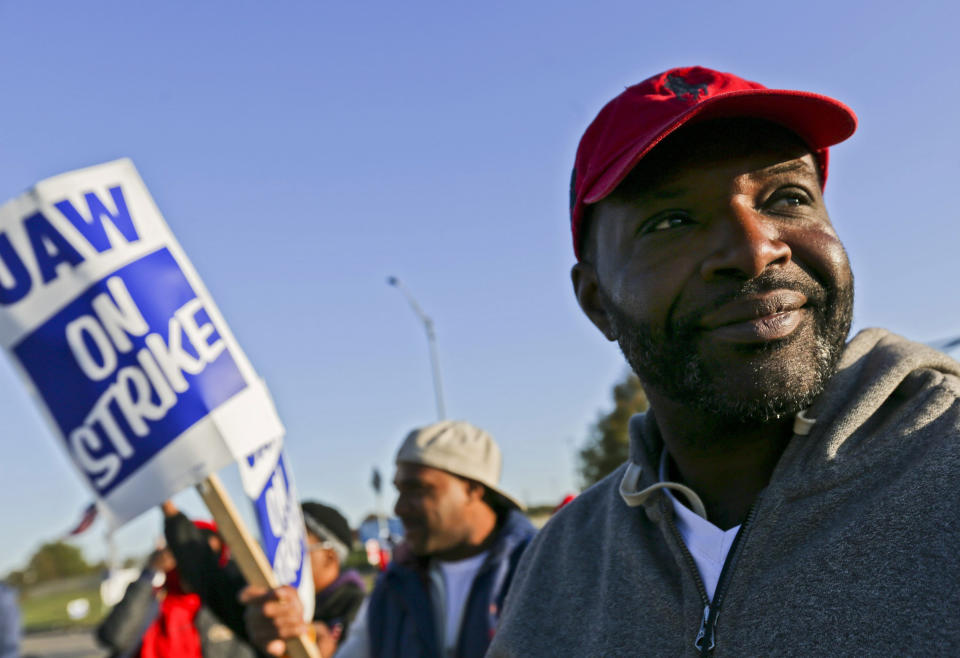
387;276;447;420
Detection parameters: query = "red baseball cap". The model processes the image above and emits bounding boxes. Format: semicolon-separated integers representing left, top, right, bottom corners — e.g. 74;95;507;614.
570;66;858;260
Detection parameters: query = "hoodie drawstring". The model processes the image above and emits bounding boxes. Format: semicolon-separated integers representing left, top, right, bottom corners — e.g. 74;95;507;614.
619;463;708;519
619;410;817;520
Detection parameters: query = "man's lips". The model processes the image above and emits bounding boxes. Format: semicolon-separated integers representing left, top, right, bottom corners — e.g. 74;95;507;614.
698;290;809;343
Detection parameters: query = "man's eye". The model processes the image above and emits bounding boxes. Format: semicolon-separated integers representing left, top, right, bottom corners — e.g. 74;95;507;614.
640;212;690;234
768;189;810;210
774;195;801;207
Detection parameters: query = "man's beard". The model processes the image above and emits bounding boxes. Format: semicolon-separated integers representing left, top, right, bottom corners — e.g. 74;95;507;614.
602;270;854;425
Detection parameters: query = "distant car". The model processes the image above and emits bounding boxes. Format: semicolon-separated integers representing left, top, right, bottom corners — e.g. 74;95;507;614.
357;517;404;545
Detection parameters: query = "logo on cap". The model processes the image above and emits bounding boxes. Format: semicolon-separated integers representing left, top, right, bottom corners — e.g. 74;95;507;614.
664;73;708;101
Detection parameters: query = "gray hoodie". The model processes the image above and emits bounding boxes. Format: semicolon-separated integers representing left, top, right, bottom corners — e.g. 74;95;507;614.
488;329;960;656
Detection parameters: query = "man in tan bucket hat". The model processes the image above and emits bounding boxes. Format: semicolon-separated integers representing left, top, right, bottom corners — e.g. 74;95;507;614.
333;420;535;658
244;420;536;658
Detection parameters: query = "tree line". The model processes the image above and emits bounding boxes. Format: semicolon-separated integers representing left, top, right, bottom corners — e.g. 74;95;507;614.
4;541;102;589
577;371;649;487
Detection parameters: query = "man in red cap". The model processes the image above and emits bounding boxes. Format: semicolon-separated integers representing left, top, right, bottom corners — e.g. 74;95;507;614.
488;66;960;655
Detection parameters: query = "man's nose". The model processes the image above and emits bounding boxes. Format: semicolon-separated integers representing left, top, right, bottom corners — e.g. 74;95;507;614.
699;203;791;280
394;494;411;518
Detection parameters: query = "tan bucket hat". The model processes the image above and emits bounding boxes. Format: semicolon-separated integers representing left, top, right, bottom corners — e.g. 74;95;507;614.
395;420;525;511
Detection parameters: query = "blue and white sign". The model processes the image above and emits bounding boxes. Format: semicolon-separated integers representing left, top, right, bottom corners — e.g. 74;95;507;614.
0;159;285;526
240;439;315;621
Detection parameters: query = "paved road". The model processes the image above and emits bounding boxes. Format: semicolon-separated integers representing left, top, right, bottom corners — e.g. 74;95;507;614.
21;630;107;658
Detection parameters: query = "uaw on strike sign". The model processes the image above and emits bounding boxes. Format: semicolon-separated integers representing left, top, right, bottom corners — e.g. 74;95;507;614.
0;159;284;528
0;159;316;623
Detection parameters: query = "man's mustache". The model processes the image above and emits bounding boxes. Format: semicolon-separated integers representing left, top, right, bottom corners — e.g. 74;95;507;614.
673;271;830;335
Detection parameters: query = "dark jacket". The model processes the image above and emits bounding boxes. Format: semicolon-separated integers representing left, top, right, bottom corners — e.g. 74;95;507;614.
366;508;535;658
489;329;960;656
314;570;365;641
96;570;158;657
163;512;248;641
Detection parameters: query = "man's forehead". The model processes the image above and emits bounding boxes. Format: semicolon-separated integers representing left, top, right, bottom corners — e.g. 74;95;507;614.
638;154;818;197
610;119;818;201
394;462;449;484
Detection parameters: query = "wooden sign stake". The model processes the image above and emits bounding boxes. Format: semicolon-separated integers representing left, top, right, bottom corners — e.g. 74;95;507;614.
197;473;321;658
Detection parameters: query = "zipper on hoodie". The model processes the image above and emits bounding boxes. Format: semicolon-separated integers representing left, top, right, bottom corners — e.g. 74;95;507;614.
663;495;761;656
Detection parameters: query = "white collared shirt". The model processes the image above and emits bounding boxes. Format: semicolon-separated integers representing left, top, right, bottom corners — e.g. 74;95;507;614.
660;450;741;601
336;551;489;658
436;551;488;654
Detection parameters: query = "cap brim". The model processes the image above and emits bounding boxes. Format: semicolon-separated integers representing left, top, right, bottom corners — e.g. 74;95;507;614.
396;456;527;512
488;485;526;512
583;89;857;204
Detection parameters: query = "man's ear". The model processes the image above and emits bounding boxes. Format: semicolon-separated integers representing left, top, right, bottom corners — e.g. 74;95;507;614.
571;263;617;341
465;480;486;503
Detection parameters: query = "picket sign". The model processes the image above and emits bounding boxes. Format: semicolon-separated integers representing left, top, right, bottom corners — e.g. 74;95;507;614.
0;160;319;657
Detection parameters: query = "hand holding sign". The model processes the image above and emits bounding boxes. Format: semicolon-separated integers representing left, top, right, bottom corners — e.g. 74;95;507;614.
241;585;310;656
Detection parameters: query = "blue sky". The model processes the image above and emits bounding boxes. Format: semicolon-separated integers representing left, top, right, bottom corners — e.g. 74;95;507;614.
1;1;958;572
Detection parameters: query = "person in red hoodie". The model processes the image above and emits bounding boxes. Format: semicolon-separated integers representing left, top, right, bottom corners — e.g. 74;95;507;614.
97;505;257;658
135;547;204;658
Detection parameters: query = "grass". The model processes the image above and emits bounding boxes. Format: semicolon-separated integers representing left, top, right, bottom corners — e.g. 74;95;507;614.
20;584;107;633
